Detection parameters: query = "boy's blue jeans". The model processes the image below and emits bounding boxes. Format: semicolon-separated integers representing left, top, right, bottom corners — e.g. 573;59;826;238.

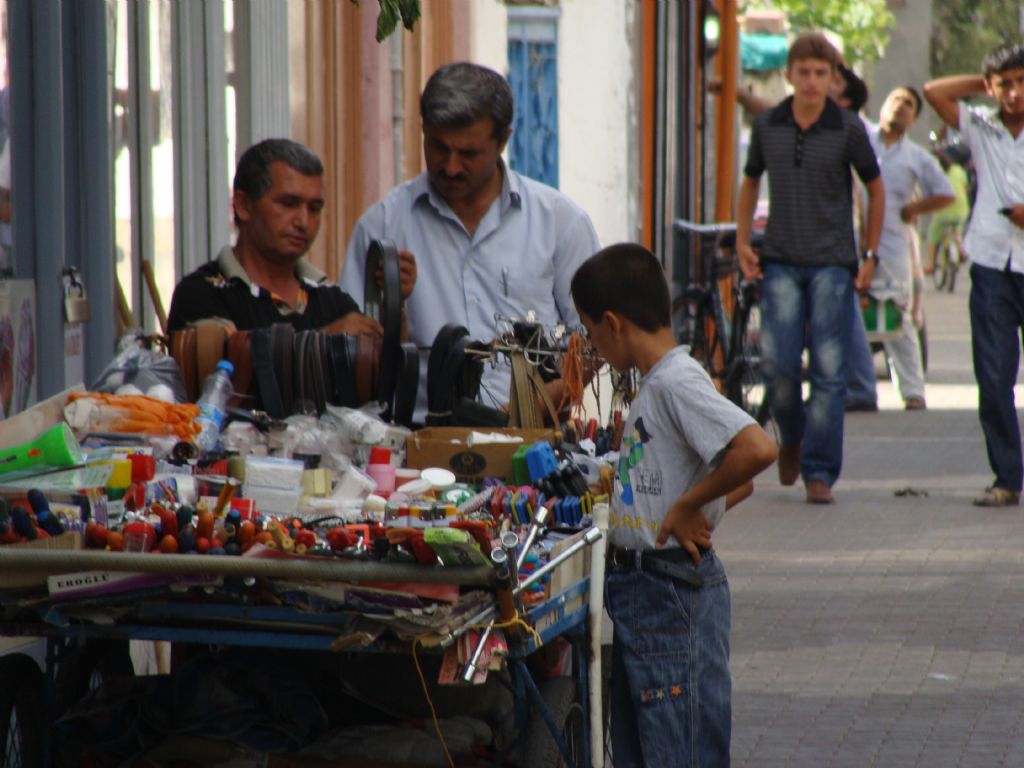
606;549;731;767
970;262;1024;492
761;263;853;486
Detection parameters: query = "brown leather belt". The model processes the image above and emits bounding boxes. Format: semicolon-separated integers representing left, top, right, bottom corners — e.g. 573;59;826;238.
226;330;255;408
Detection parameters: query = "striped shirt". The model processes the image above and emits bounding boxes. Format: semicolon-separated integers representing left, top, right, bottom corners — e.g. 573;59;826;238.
744;97;880;268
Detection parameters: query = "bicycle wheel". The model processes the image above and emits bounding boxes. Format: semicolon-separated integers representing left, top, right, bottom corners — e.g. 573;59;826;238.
945;237;960;293
725;284;770;424
932;235;952;291
673;289;723;378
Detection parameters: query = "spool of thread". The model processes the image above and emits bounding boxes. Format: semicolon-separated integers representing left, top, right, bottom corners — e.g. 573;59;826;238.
366;462;396;493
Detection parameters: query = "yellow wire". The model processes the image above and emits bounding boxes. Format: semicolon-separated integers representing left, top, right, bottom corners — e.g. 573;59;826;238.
411;614;543;768
412;637;456;768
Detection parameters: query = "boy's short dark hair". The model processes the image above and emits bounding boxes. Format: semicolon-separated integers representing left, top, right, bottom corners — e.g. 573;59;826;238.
838;64;869;112
982;43;1024;80
786;31;840;71
899;85;923;116
571;243;670;333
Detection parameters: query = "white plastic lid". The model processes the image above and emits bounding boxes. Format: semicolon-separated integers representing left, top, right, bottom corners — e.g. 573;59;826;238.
396;478;432;497
421;467;456;490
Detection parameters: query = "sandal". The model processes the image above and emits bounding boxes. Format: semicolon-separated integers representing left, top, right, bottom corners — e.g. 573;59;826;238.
973;486;1020;507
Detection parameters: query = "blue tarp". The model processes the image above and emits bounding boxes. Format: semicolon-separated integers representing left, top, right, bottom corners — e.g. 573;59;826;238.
741;33;788;72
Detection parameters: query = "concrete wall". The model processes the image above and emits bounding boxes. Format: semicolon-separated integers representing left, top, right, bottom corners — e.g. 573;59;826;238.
865;0;937;145
559;0;636;248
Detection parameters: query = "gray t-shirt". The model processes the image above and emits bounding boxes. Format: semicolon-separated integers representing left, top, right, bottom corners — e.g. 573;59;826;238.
610;346;756;550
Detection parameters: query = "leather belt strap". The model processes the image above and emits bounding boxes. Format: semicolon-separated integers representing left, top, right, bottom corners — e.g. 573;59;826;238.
364;239;403;415
606;545;704;587
355;333;375;406
270;323;295;416
251;327;285;419
195;322;228;391
392;341;420;428
182;329;199;402
329;334;358;408
426;324;472;425
226;330;255;408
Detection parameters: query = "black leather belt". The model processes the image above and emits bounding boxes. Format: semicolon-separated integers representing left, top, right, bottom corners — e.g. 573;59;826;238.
606;545;704;587
364;239;402;417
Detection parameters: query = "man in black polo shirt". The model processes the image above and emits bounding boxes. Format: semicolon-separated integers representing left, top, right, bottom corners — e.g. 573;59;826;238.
167;139;411;335
736;32;884;504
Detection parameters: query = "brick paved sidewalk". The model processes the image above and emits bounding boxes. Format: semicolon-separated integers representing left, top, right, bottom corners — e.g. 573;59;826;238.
718;286;1024;767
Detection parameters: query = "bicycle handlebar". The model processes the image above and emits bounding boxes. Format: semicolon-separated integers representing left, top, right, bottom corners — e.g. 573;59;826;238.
673;219;738;235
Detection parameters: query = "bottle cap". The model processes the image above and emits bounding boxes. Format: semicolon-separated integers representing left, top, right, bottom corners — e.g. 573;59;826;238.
216;360;235;375
368;446;392;465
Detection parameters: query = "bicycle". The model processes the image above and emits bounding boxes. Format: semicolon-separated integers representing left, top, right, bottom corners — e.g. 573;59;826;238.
672;219;770;425
931;221;963;293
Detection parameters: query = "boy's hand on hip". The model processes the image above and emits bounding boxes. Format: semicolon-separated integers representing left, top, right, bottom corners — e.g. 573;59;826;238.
656;502;712;565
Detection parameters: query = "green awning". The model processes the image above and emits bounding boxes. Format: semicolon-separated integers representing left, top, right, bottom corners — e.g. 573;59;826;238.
741;33;788;72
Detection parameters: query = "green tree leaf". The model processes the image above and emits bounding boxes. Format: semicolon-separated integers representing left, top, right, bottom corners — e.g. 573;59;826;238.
931;0;1020;78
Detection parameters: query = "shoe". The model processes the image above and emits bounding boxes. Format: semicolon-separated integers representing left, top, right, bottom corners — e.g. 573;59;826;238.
973;486;1020;507
806;479;835;504
778;443;801;486
904;397;927;411
845;400;879;413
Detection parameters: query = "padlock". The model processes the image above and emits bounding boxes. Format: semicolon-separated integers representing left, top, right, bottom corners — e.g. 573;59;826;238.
63;270;91;324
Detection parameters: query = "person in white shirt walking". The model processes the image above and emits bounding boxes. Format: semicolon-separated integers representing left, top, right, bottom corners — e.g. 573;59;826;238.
925;43;1024;507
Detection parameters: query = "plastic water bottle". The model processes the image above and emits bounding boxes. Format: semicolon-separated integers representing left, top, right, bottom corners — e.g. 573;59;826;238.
195;360;234;452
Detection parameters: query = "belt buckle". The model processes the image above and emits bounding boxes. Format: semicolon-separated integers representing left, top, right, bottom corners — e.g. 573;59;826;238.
610;546;637;571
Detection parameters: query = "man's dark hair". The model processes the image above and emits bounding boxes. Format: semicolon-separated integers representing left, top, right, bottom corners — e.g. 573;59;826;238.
838;63;869;112
571;243;670;333
420;62;514;139
232;139;323;225
898;85;923;116
982;43;1024;80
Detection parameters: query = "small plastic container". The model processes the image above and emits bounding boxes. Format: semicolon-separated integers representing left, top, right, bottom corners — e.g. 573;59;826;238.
366;462;396;493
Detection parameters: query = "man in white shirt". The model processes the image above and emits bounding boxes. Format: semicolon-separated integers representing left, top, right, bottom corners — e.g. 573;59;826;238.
341;62;600;425
925;44;1024;507
864;87;954;410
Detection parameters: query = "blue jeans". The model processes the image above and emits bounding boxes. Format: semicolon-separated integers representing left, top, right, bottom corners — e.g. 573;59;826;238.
847;291;878;406
606;549;731;767
761;263;853;486
970;263;1024;492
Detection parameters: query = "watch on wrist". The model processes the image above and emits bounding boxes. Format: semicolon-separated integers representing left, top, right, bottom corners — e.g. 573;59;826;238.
862;249;878;264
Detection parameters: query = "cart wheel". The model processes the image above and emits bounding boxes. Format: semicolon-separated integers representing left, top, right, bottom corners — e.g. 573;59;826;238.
0;654;46;768
522;676;585;768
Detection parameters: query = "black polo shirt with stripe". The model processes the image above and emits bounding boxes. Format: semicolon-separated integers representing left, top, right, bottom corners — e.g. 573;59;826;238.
744;96;880;268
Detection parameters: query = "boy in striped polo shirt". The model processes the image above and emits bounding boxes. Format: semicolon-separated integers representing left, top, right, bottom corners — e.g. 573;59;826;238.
736;31;884;504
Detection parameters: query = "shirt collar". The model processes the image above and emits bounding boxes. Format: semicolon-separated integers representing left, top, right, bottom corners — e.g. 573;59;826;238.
217;245;327;289
769;95;845;130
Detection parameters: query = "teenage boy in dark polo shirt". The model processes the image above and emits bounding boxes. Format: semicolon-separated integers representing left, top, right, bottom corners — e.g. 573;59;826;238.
736;31;885;504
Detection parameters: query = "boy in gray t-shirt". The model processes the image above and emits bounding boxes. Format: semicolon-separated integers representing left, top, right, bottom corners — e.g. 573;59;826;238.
571;243;777;766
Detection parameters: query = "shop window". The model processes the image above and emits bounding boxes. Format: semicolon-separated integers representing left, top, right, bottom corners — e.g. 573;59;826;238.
507;6;560;189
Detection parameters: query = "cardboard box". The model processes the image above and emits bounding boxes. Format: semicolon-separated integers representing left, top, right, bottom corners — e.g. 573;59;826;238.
0;531;84;591
405;427;555;483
